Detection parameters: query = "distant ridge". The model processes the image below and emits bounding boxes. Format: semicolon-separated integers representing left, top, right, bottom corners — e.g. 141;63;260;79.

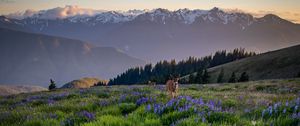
0;85;47;96
0;28;145;86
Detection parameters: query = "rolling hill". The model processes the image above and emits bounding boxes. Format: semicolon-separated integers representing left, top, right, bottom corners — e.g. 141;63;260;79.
0;28;145;87
0;85;47;96
207;44;300;82
61;77;107;89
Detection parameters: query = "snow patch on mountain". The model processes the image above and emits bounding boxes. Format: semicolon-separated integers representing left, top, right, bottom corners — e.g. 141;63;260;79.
176;9;208;24
2;7;289;29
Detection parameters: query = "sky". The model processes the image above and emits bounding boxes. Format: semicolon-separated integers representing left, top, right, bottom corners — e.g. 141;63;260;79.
0;0;300;23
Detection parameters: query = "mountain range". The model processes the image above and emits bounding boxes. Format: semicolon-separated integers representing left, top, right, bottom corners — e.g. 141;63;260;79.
0;28;144;86
1;7;300;62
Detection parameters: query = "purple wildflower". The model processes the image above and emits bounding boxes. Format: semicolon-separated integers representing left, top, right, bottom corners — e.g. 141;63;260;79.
285;101;289;106
244;109;250;113
47;99;55;105
136;97;153;106
99;100;109;107
202;117;206;122
262;109;266;117
49;113;58;119
146;104;151;111
283;108;287;114
78;111;95;121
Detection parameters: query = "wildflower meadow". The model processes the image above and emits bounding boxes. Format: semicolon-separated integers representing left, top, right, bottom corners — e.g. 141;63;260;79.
0;79;299;126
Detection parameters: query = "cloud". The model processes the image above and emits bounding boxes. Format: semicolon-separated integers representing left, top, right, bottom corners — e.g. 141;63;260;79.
251;10;300;23
6;9;37;19
223;8;300;23
6;5;104;19
223;8;247;14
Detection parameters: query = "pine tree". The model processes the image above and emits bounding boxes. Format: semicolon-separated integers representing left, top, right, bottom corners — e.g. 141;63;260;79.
49;79;56;90
195;69;203;84
228;72;237;83
202;69;210;84
238;72;249;82
297;71;300;78
108;48;256;85
188;74;195;84
217;68;224;83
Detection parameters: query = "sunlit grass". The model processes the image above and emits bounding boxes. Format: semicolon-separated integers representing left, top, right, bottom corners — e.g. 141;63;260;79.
0;78;299;126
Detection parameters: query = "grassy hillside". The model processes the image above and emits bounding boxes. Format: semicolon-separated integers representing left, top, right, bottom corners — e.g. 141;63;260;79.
61;77;107;89
0;79;299;126
208;44;300;83
0;85;47;96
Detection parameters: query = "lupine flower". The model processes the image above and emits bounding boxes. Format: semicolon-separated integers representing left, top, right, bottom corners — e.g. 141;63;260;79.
62;118;74;126
49;113;57;119
47;99;55;105
283;108;287;113
296;98;300;105
285;101;289;106
202;117;206;122
146;104;151;111
294;105;298;112
78;111;95;121
136;97;154;106
244;109;250;113
194;118;199;123
194;107;197;113
119;94;127;103
267;106;273;115
292;113;297;119
262;109;266;117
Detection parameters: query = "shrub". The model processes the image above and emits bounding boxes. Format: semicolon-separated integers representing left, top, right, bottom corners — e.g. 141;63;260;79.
206;112;238;124
144;118;161;126
228;72;237;83
82;115;132;126
118;103;137;115
98;105;121;116
161;111;193;125
222;99;238;108
272;117;299;126
97;92;110;98
238;72;249;82
24;119;60;126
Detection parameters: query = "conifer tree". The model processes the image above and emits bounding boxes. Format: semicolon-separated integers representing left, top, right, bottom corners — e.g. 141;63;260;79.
297;71;300;78
195;69;203;84
49;79;56;90
238;72;249;82
228;72;237;83
202;69;210;84
108;48;256;85
188;74;195;84
217;68;224;83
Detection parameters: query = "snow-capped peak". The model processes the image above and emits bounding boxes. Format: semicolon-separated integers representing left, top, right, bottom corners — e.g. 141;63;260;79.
175;8;208;24
3;7;288;27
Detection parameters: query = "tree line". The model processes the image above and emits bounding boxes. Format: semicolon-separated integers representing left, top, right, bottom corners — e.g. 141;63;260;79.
109;48;256;85
183;68;250;84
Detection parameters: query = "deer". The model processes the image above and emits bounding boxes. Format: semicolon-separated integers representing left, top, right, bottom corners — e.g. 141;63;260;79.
166;75;180;98
148;81;156;86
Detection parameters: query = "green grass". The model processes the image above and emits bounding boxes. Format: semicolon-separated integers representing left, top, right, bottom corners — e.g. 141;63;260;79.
208;45;300;82
0;78;299;126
